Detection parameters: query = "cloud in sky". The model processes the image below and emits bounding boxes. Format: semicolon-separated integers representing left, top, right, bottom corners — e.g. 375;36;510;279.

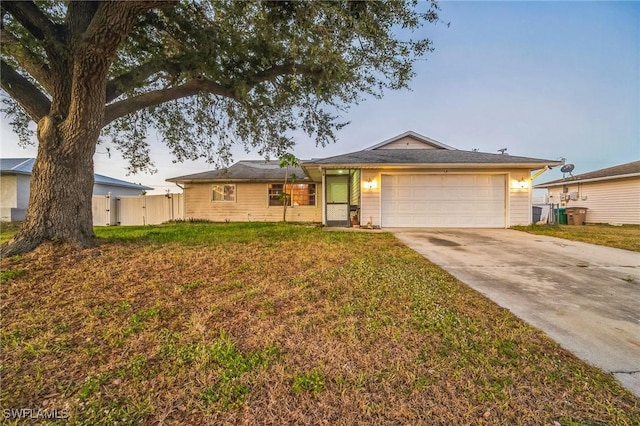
1;1;638;193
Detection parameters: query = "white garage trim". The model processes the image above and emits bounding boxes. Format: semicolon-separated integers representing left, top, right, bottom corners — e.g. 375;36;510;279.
380;173;507;228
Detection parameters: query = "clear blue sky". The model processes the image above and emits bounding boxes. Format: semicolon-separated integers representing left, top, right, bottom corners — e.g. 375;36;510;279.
1;1;638;194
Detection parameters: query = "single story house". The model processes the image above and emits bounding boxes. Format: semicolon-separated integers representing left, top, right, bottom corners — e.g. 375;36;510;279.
167;160;322;223
168;131;562;228
0;158;152;222
535;160;640;225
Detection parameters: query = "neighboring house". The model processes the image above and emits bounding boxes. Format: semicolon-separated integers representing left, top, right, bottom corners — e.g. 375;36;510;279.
0;158;152;222
168;131;561;228
535;160;640;225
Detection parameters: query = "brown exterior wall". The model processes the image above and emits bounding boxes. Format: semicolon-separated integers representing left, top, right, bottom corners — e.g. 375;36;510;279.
183;182;323;223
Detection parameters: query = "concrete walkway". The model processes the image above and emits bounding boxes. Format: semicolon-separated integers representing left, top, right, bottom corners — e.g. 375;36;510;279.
391;228;640;397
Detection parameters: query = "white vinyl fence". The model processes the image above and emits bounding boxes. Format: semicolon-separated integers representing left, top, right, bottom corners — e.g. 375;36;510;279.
92;194;183;226
92;194;118;226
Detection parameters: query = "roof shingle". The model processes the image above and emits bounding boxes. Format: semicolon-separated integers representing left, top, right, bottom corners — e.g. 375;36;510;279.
167;160;311;183
536;160;640;187
304;149;561;166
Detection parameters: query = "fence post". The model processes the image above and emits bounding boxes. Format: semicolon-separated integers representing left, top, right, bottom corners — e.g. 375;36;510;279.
116;197;121;225
105;193;110;225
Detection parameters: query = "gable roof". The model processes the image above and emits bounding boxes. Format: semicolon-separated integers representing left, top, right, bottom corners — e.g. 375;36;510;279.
0;158;153;190
167;132;562;184
304;149;562;168
535;160;640;188
365;131;455;150
167;160;312;183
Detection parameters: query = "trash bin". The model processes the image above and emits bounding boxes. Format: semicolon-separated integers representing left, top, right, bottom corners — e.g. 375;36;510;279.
532;206;542;223
566;207;588;225
555;208;567;225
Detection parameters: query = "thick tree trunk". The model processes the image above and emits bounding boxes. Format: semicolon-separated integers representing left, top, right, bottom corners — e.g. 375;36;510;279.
3;46;106;256
1;3;159;256
2;117;98;256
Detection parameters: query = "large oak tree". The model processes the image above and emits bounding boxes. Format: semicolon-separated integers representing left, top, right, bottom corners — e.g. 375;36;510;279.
1;0;440;255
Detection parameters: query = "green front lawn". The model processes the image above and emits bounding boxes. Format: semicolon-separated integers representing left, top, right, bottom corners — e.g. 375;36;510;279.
1;223;638;424
512;223;640;252
0;221;21;244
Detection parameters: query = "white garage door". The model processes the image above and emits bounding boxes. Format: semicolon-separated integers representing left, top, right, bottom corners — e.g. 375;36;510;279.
381;174;506;227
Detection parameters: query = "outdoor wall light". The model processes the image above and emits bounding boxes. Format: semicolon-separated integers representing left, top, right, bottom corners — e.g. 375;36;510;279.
512;178;529;189
363;178;377;189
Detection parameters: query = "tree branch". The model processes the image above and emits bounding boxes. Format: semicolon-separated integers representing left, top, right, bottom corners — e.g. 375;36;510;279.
103;76;234;126
250;63;324;85
80;1;175;63
62;2;171;129
2;1;61;43
1;29;53;94
103;63;325;125
66;1;99;44
106;59;172;104
0;59;51;121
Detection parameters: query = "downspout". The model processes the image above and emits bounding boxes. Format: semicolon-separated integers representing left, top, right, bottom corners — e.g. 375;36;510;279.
531;166;550;205
530;166;550;223
530;166;549;180
321;170;326;226
174;183;184;221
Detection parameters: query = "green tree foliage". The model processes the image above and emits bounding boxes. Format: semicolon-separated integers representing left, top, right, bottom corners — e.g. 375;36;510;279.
0;0;441;254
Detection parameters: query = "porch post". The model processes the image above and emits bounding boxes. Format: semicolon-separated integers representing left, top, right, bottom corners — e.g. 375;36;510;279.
321;170;326;226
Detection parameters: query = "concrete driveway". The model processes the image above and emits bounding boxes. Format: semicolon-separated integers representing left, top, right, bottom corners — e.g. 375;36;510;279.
391;228;640;397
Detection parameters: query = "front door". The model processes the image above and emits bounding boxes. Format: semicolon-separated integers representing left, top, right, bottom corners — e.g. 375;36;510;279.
326;175;349;226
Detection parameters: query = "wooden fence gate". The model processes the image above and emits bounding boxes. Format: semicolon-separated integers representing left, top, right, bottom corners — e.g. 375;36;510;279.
91;194;183;226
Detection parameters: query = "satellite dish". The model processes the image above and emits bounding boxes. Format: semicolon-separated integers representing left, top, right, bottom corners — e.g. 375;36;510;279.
560;164;575;173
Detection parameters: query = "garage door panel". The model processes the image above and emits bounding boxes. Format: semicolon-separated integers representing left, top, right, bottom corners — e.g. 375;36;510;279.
381;174;506;228
396;188;414;198
385;202;419;213
395;175;413;185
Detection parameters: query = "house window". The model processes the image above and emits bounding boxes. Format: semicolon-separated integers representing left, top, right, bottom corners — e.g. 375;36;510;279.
268;183;316;206
212;184;236;202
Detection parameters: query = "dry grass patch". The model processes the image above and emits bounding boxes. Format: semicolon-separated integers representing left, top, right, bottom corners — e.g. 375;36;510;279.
512;223;640;252
1;223;638;425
